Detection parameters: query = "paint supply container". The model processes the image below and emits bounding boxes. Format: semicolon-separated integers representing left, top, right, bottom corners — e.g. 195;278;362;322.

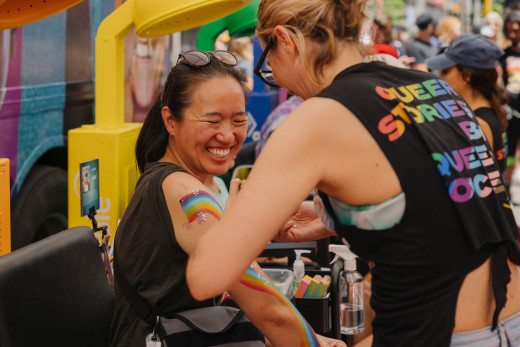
263;268;294;295
292;268;333;336
294;295;331;335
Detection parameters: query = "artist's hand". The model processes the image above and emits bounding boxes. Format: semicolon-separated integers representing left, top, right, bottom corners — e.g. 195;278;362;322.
274;201;337;243
316;334;347;347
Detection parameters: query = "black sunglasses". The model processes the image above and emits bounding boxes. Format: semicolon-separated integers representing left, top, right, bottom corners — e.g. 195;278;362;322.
254;40;278;88
177;50;238;67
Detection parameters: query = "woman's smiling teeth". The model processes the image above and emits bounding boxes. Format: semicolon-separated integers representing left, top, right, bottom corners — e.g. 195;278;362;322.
207;147;230;158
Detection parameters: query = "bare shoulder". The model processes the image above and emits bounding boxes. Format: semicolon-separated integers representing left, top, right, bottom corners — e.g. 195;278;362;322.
271;97;364;142
161;170;224;255
258;95;375;171
162;169;205;199
288;97;355;121
161;170;215;220
279;96;372;148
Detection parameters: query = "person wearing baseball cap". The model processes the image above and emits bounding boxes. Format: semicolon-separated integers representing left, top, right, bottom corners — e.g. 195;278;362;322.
426;33;503;71
427;34;509;177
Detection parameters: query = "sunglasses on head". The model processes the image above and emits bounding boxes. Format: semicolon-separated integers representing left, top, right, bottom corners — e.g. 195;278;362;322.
177;50;238;67
254;40;279;88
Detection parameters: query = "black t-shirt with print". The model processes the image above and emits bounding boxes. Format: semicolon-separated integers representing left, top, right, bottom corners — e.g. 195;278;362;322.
316;62;520;347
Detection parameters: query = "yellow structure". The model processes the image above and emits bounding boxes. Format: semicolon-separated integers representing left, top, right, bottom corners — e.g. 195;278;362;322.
68;0;251;239
484;0;492;16
0;159;11;256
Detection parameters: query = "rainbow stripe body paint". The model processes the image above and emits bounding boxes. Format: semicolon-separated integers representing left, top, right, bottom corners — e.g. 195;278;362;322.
179;190;223;224
240;267;320;347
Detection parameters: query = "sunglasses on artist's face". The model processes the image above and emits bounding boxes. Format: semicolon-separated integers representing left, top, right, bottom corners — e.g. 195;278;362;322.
254;40;279;88
177;50;238;67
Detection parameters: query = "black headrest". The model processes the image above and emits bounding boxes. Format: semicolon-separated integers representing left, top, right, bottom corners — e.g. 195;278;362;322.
0;226;114;347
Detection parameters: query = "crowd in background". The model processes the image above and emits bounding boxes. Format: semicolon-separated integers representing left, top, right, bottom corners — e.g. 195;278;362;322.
366;10;505;68
347;3;520;203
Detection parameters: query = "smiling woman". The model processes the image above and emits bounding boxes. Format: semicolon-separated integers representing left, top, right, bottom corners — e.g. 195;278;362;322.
110;51;345;347
110;53;250;346
161;76;248;181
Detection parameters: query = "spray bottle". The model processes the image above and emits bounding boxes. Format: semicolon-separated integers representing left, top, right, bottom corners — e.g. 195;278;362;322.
287;249;311;297
329;244;364;335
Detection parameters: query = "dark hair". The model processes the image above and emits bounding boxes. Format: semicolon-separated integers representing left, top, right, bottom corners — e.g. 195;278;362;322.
456;65;508;127
135;56;248;174
373;14;392;30
416;13;436;30
504;3;520;35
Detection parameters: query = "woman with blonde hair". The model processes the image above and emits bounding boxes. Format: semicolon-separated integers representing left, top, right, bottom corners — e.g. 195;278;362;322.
436;15;462;52
485;11;508;49
187;0;520;346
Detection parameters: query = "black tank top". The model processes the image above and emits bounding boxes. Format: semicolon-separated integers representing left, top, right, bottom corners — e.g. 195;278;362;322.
110;162;215;346
473;107;507;174
316;62;520;347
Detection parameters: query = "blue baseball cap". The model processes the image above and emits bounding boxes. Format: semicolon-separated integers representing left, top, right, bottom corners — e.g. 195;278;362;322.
426;34;504;71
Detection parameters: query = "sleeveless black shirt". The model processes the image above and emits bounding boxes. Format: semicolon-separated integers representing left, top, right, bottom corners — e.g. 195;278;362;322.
110;162;215;346
316;62;520;347
473;107;507;174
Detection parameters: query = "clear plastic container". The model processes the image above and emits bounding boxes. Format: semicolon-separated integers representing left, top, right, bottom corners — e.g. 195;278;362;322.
263;269;294;295
339;269;364;335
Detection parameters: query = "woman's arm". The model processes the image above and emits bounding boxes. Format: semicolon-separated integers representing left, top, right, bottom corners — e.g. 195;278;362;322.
229;264;321;346
164;172;344;346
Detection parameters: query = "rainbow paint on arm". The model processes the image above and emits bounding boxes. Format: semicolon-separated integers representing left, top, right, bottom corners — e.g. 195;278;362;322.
240;266;320;347
179;190;224;224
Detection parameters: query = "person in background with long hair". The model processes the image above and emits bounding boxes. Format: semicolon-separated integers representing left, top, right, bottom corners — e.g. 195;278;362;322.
484;11;509;49
427;34;508;175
